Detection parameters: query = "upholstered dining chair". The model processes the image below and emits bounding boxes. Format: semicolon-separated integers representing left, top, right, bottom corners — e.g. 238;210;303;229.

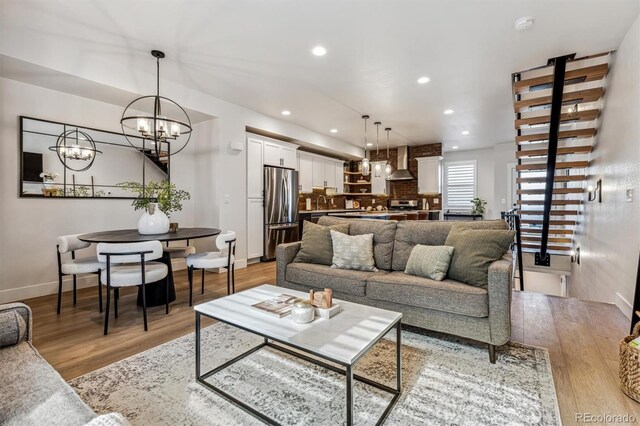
56;234;105;315
185;231;236;306
163;240;196;291
97;241;169;335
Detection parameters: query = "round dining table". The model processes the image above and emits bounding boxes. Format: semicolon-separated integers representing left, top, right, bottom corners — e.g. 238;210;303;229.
79;227;221;307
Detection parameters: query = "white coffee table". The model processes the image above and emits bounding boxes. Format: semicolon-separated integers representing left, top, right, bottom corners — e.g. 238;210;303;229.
194;284;402;425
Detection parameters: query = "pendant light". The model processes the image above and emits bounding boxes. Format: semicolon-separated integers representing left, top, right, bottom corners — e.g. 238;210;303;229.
121;50;192;158
361;115;370;176
374;122;382;177
384;127;393;178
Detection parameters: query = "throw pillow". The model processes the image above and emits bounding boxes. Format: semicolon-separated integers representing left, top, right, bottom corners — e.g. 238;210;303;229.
444;224;515;287
0;310;27;348
404;245;455;281
330;230;377;272
294;221;350;265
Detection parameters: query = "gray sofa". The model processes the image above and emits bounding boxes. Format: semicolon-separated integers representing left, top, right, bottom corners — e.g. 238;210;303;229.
276;217;513;363
0;303;127;426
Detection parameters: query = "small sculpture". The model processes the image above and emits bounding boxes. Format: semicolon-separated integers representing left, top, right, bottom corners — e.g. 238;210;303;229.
309;288;333;309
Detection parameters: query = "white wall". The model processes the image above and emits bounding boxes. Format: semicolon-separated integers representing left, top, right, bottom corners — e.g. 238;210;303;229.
570;17;640;316
442;143;515;219
0;77;196;302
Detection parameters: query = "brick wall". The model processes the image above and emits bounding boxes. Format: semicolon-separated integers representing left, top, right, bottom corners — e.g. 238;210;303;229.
298;143;443;211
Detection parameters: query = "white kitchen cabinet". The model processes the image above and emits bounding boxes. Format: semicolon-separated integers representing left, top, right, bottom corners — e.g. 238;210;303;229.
416;156;442;194
312;157;325;187
281;146;297;169
247;198;264;259
334;162;345;194
324;160;336;188
298;153;313;193
247;137;264;199
370;162;389;195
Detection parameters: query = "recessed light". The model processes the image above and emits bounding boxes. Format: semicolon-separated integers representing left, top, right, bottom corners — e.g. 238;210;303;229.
514;16;534;31
281;110;291;116
417;76;430;84
452;146;459;150
330;129;338;133
311;46;327;56
461;130;470;135
443;109;454;115
366;143;373;147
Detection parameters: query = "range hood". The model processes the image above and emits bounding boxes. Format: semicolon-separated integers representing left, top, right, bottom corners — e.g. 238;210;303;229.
387;146;416;180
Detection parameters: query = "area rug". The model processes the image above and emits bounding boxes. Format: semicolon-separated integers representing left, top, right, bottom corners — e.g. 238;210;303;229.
70;323;561;425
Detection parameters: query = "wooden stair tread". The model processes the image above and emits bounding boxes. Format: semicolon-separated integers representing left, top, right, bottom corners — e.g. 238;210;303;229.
514;88;604;111
516;146;592;158
513;63;609;93
517;188;584;195
517;210;578;215
521;236;573;243
517;199;581;205
515;109;600;128
515;128;596;144
521;219;576;225
516;161;589;171
520;228;574;235
517;175;586;183
521;243;572;251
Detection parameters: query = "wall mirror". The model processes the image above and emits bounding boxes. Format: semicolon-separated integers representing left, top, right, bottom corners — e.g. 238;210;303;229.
20;116;170;198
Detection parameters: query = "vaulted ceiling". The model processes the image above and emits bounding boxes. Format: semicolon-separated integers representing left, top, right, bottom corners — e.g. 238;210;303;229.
1;0;638;151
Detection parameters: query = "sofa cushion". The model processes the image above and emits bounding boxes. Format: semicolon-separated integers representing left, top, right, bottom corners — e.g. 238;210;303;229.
366;271;489;317
444;224;515;287
404;245;454;281
286;262;387;297
0;310;27;348
294;221;350;265
330;230;377;272
392;220;508;271
318;216;396;270
0;343;96;425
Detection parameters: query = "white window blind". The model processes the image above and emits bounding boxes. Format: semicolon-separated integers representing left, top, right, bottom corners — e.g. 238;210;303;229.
445;161;477;211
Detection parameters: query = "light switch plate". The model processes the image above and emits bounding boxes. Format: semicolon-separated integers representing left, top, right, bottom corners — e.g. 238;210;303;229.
626;189;633;202
224;195;230;204
501;198;506;204
433;198;439;204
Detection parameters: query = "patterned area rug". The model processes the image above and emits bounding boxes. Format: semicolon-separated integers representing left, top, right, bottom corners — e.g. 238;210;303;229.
70;323;560;425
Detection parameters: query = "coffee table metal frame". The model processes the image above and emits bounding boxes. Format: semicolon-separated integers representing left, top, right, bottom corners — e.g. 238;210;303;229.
195;311;402;426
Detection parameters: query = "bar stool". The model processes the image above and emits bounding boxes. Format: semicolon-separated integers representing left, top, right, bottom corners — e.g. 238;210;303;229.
56;234;105;314
185;231;236;306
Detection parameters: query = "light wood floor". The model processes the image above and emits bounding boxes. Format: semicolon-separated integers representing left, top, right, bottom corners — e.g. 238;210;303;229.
23;262;639;424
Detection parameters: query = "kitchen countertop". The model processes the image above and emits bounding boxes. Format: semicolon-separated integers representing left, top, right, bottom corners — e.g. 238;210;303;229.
328;212;408;218
299;209;362;214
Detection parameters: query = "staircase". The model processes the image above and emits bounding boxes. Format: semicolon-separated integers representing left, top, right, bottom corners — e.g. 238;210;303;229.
511;53;610;266
140;148;169;174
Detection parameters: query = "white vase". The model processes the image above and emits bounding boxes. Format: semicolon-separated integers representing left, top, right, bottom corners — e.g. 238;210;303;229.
138;203;170;235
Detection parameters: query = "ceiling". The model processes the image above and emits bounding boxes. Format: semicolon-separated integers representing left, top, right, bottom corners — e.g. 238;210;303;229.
0;0;638;152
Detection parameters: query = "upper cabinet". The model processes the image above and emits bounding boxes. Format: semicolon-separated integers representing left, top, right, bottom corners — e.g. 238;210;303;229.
247;134;299;198
300;152;344;193
416;156;442;195
370;162;389;195
247;137;264;198
263;140;298;169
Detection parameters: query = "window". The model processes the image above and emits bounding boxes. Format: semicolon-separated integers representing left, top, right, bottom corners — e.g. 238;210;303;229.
444;160;477;212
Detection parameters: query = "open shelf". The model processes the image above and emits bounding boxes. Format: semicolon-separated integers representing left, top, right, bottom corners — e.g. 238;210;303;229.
344;182;371;185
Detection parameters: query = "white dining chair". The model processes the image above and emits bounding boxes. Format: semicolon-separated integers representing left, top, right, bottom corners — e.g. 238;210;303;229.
185;231;236;306
97;241;169;335
56;234;106;315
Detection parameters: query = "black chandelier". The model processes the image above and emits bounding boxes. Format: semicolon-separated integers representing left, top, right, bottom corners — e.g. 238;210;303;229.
48;129;102;172
120;50;192;157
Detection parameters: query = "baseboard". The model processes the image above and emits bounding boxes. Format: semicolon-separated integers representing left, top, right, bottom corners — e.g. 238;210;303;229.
615;292;633;320
0;275;98;304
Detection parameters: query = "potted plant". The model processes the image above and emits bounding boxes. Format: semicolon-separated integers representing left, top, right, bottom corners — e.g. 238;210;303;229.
117;180;191;234
470;197;487;216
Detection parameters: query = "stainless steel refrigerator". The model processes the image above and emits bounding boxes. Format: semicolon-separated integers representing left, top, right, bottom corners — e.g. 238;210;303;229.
262;166;299;261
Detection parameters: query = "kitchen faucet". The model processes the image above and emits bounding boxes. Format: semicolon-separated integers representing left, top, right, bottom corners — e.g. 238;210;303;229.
316;195;327;211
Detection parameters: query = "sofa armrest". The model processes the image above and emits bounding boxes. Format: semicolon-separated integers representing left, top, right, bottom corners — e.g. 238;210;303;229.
276;242;301;286
487;259;513;346
0;302;32;344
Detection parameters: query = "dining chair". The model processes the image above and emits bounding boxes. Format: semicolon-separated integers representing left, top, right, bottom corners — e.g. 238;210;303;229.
97;241;169;335
56;234;106;315
185;231;236;306
163;240;196;292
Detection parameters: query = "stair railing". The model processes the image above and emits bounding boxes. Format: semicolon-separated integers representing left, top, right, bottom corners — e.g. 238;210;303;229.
502;209;524;291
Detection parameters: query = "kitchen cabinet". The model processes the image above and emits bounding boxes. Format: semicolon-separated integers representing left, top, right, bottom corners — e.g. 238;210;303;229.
324;161;336;188
263;140;297;169
308;155;344;189
416;156;442;194
247;137;264;198
247;198;264;259
371;162;389;195
312;157;325;187
298;153;313;193
334;162;344;194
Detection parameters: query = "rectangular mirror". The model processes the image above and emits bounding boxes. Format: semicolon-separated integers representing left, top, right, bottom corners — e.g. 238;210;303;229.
20;116;170;198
